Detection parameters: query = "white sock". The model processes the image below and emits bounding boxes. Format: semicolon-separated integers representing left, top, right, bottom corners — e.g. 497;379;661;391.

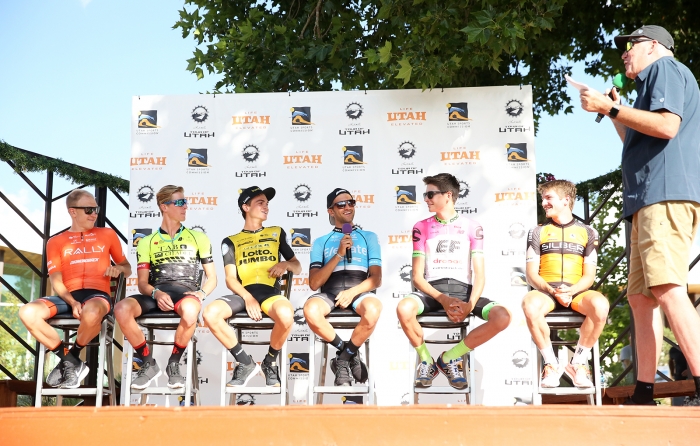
539;345;558;366
571;343;592;365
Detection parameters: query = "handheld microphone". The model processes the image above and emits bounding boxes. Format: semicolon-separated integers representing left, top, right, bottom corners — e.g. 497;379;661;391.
341;223;353;263
595;73;629;123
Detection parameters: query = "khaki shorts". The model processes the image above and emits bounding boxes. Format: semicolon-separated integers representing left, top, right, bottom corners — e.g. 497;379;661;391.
628;201;700;298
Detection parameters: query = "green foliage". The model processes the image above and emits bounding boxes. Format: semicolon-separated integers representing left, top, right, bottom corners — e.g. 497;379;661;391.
174;1;700;124
0;282;35;381
0;140;129;194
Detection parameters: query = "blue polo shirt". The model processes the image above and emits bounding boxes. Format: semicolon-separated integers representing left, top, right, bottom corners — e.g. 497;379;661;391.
621;56;700;219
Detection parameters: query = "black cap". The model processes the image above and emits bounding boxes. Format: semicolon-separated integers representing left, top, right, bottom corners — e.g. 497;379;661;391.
614;25;674;52
326;188;353;209
238;186;275;210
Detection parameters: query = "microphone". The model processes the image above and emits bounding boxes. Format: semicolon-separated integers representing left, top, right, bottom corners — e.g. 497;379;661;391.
341;223;353;263
595;73;629;123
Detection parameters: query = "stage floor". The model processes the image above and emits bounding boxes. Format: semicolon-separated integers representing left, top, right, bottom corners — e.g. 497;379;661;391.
2;405;700;446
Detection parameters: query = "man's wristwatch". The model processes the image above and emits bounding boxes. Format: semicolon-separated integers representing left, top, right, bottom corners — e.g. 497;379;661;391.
609;105;620;119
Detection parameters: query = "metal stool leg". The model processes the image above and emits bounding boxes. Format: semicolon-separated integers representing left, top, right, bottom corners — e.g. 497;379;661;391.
317;342;329;405
279;338;287;406
192;337;200;406
34;343;47;408
364;339;373;405
95;321;108;408
184;338;194;406
220;346;227;406
307;334;316;406
123;338;133;406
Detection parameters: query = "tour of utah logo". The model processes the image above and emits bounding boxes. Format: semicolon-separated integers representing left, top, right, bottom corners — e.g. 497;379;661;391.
288;185;317;218
185;105;215;138
339;102;370;135
236;144;267;178
500;99;531;133
130;185;160;219
392;141;422;175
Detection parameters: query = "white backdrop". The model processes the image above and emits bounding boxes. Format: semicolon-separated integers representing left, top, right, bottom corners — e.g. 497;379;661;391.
126;86;537;406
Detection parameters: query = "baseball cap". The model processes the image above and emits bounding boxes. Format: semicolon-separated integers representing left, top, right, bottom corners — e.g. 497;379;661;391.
238;186;275;210
326;188;353;209
614;25;674;52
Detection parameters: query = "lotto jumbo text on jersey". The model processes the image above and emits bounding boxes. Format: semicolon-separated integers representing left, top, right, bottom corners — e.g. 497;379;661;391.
221;226;294;288
46;228;126;294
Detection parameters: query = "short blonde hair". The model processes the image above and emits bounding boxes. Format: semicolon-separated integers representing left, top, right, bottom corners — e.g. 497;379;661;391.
66;189;95;208
537;180;576;210
156;185;185;206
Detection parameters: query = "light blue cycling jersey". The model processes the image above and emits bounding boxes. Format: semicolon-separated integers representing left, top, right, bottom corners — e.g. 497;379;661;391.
310;226;382;276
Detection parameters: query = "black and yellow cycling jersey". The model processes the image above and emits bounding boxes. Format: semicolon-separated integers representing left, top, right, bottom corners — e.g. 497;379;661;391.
526;219;598;285
221;226;294;291
136;225;213;288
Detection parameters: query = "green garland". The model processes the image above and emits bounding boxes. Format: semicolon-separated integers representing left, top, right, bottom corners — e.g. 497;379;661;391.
0;140;129;194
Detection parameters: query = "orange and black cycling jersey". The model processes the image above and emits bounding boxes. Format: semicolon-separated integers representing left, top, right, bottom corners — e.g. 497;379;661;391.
46;228;126;294
526;219;598;286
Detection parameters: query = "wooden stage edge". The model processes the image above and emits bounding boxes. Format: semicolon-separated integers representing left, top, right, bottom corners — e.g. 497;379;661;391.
2;405;700;446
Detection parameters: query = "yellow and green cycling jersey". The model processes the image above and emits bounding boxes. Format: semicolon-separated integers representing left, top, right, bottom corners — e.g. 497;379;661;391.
136;225;213;288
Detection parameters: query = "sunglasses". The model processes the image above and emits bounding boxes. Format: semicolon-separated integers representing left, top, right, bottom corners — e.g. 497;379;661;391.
423;191;447;200
626;38;653;52
162;199;188;207
71;206;100;215
332;200;356;209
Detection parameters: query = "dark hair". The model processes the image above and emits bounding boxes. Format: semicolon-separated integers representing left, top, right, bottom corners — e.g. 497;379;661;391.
423;173;459;203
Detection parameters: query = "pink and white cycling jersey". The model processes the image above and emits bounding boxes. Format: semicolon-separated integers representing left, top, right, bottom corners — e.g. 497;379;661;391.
412;214;484;283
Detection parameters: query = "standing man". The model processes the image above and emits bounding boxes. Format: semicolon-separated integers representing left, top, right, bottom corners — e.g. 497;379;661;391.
19;190;131;388
203;186;301;388
522;180;609;388
396;173;511;389
580;25;700;405
303;188;383;386
114;185;217;390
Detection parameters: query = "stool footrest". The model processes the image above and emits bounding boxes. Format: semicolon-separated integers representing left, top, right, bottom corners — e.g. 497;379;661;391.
313;386;369;394
130;387;196;395
40;388;107;396
539;387;595;395
224;387;281;395
415;386;470;394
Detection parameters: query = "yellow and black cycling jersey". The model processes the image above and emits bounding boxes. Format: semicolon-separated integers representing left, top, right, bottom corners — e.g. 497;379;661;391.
221;226;294;290
136;226;213;288
526;219;598;285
